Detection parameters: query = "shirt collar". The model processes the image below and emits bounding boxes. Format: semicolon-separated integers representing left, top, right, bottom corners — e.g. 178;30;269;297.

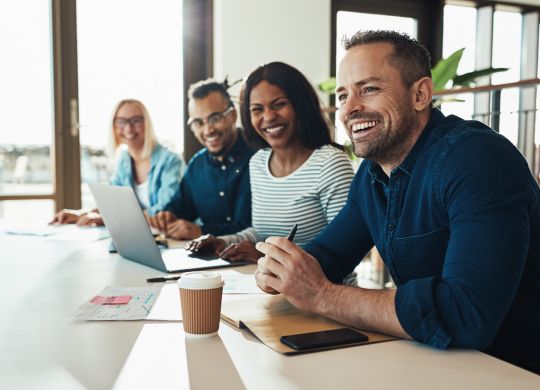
367;163;388;186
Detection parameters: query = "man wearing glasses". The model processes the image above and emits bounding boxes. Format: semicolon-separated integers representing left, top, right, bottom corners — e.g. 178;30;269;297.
148;79;255;239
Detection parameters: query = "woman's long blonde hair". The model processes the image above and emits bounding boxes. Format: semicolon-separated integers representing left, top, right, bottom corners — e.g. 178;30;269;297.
111;99;158;159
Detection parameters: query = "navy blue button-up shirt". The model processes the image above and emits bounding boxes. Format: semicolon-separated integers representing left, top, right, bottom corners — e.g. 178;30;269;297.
305;109;540;368
165;132;255;236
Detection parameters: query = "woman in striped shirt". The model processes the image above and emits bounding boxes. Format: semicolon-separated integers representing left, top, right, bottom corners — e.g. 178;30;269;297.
187;62;354;262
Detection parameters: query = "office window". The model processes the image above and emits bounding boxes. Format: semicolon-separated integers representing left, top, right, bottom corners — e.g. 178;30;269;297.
440;4;477;120
0;1;55;222
492;10;522;145
76;0;183;209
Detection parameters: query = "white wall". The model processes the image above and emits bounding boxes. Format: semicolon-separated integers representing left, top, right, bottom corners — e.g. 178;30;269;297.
213;0;331;102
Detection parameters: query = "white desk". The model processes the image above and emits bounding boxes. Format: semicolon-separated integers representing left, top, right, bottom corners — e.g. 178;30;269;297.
1;232;539;389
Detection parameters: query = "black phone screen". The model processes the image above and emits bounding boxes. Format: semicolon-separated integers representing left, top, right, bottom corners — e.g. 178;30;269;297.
280;328;368;350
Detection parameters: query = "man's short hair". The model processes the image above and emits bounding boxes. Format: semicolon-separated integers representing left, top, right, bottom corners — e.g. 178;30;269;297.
188;78;233;106
342;30;432;86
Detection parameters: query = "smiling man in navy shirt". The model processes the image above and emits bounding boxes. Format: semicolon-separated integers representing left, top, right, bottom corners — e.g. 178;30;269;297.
255;30;540;373
148;79;254;239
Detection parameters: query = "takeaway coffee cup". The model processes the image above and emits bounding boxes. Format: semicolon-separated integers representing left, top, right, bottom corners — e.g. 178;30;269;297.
178;272;224;338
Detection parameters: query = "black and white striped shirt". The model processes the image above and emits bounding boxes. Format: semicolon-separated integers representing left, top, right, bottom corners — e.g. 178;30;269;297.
220;145;354;246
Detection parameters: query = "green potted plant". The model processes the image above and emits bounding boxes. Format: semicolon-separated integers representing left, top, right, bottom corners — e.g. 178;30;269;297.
430;48;507;106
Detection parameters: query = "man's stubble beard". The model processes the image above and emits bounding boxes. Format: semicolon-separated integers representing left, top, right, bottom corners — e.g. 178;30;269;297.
353;104;419;167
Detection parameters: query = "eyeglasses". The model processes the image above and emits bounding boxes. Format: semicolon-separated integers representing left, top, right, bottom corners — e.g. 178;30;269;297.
114;116;144;129
187;106;234;132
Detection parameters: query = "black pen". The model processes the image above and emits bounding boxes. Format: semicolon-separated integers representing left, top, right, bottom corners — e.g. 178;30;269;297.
146;274;182;283
287;223;298;242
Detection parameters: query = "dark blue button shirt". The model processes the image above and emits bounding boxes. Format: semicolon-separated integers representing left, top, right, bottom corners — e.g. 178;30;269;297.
165;132;255;236
305;109;540;369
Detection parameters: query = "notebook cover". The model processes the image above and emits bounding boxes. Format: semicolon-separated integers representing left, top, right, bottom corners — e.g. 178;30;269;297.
220;294;397;354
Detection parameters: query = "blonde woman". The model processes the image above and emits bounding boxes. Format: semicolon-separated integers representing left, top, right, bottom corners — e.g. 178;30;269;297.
51;99;184;226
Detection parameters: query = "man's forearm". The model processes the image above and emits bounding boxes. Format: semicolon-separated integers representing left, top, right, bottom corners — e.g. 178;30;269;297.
316;284;411;339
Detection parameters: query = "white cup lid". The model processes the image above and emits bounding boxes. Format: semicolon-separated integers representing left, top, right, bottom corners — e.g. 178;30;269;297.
177;272;224;290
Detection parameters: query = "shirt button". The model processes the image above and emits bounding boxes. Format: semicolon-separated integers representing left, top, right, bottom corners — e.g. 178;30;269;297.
219;191;225;197
221;165;226;170
226;216;231;221
388;223;395;230
235;169;240;174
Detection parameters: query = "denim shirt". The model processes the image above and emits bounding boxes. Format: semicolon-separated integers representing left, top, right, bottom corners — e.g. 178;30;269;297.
304;109;540;368
109;144;184;216
165;132;255;236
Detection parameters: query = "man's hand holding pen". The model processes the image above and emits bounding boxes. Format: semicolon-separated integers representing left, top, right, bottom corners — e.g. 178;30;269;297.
255;223;301;297
254;236;332;313
254;223;297;294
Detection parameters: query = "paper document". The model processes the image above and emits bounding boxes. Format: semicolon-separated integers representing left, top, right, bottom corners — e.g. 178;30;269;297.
146;283;182;321
73;284;182;321
5;224;65;236
46;225;110;242
222;273;263;294
73;286;163;320
4;223;109;242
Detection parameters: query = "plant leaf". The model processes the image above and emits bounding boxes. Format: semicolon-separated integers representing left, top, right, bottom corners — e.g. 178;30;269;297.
432;48;464;91
318;78;336;94
452;67;509;87
342;140;357;160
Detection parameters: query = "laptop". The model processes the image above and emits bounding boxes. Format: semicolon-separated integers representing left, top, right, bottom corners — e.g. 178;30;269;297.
89;183;249;273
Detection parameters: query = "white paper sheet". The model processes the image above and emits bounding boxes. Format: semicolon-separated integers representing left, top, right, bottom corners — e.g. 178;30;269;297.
4;223;109;242
222;273;264;294
47;226;110;242
147;283;182;321
5;224;66;236
73;286;164;320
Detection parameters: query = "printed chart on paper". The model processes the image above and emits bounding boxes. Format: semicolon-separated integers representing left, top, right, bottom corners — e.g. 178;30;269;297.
73;286;162;320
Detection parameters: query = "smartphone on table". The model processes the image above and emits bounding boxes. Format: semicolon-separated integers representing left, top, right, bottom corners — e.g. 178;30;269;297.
280;328;368;350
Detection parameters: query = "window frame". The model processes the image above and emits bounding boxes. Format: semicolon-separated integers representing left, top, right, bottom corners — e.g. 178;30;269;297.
0;0;214;211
